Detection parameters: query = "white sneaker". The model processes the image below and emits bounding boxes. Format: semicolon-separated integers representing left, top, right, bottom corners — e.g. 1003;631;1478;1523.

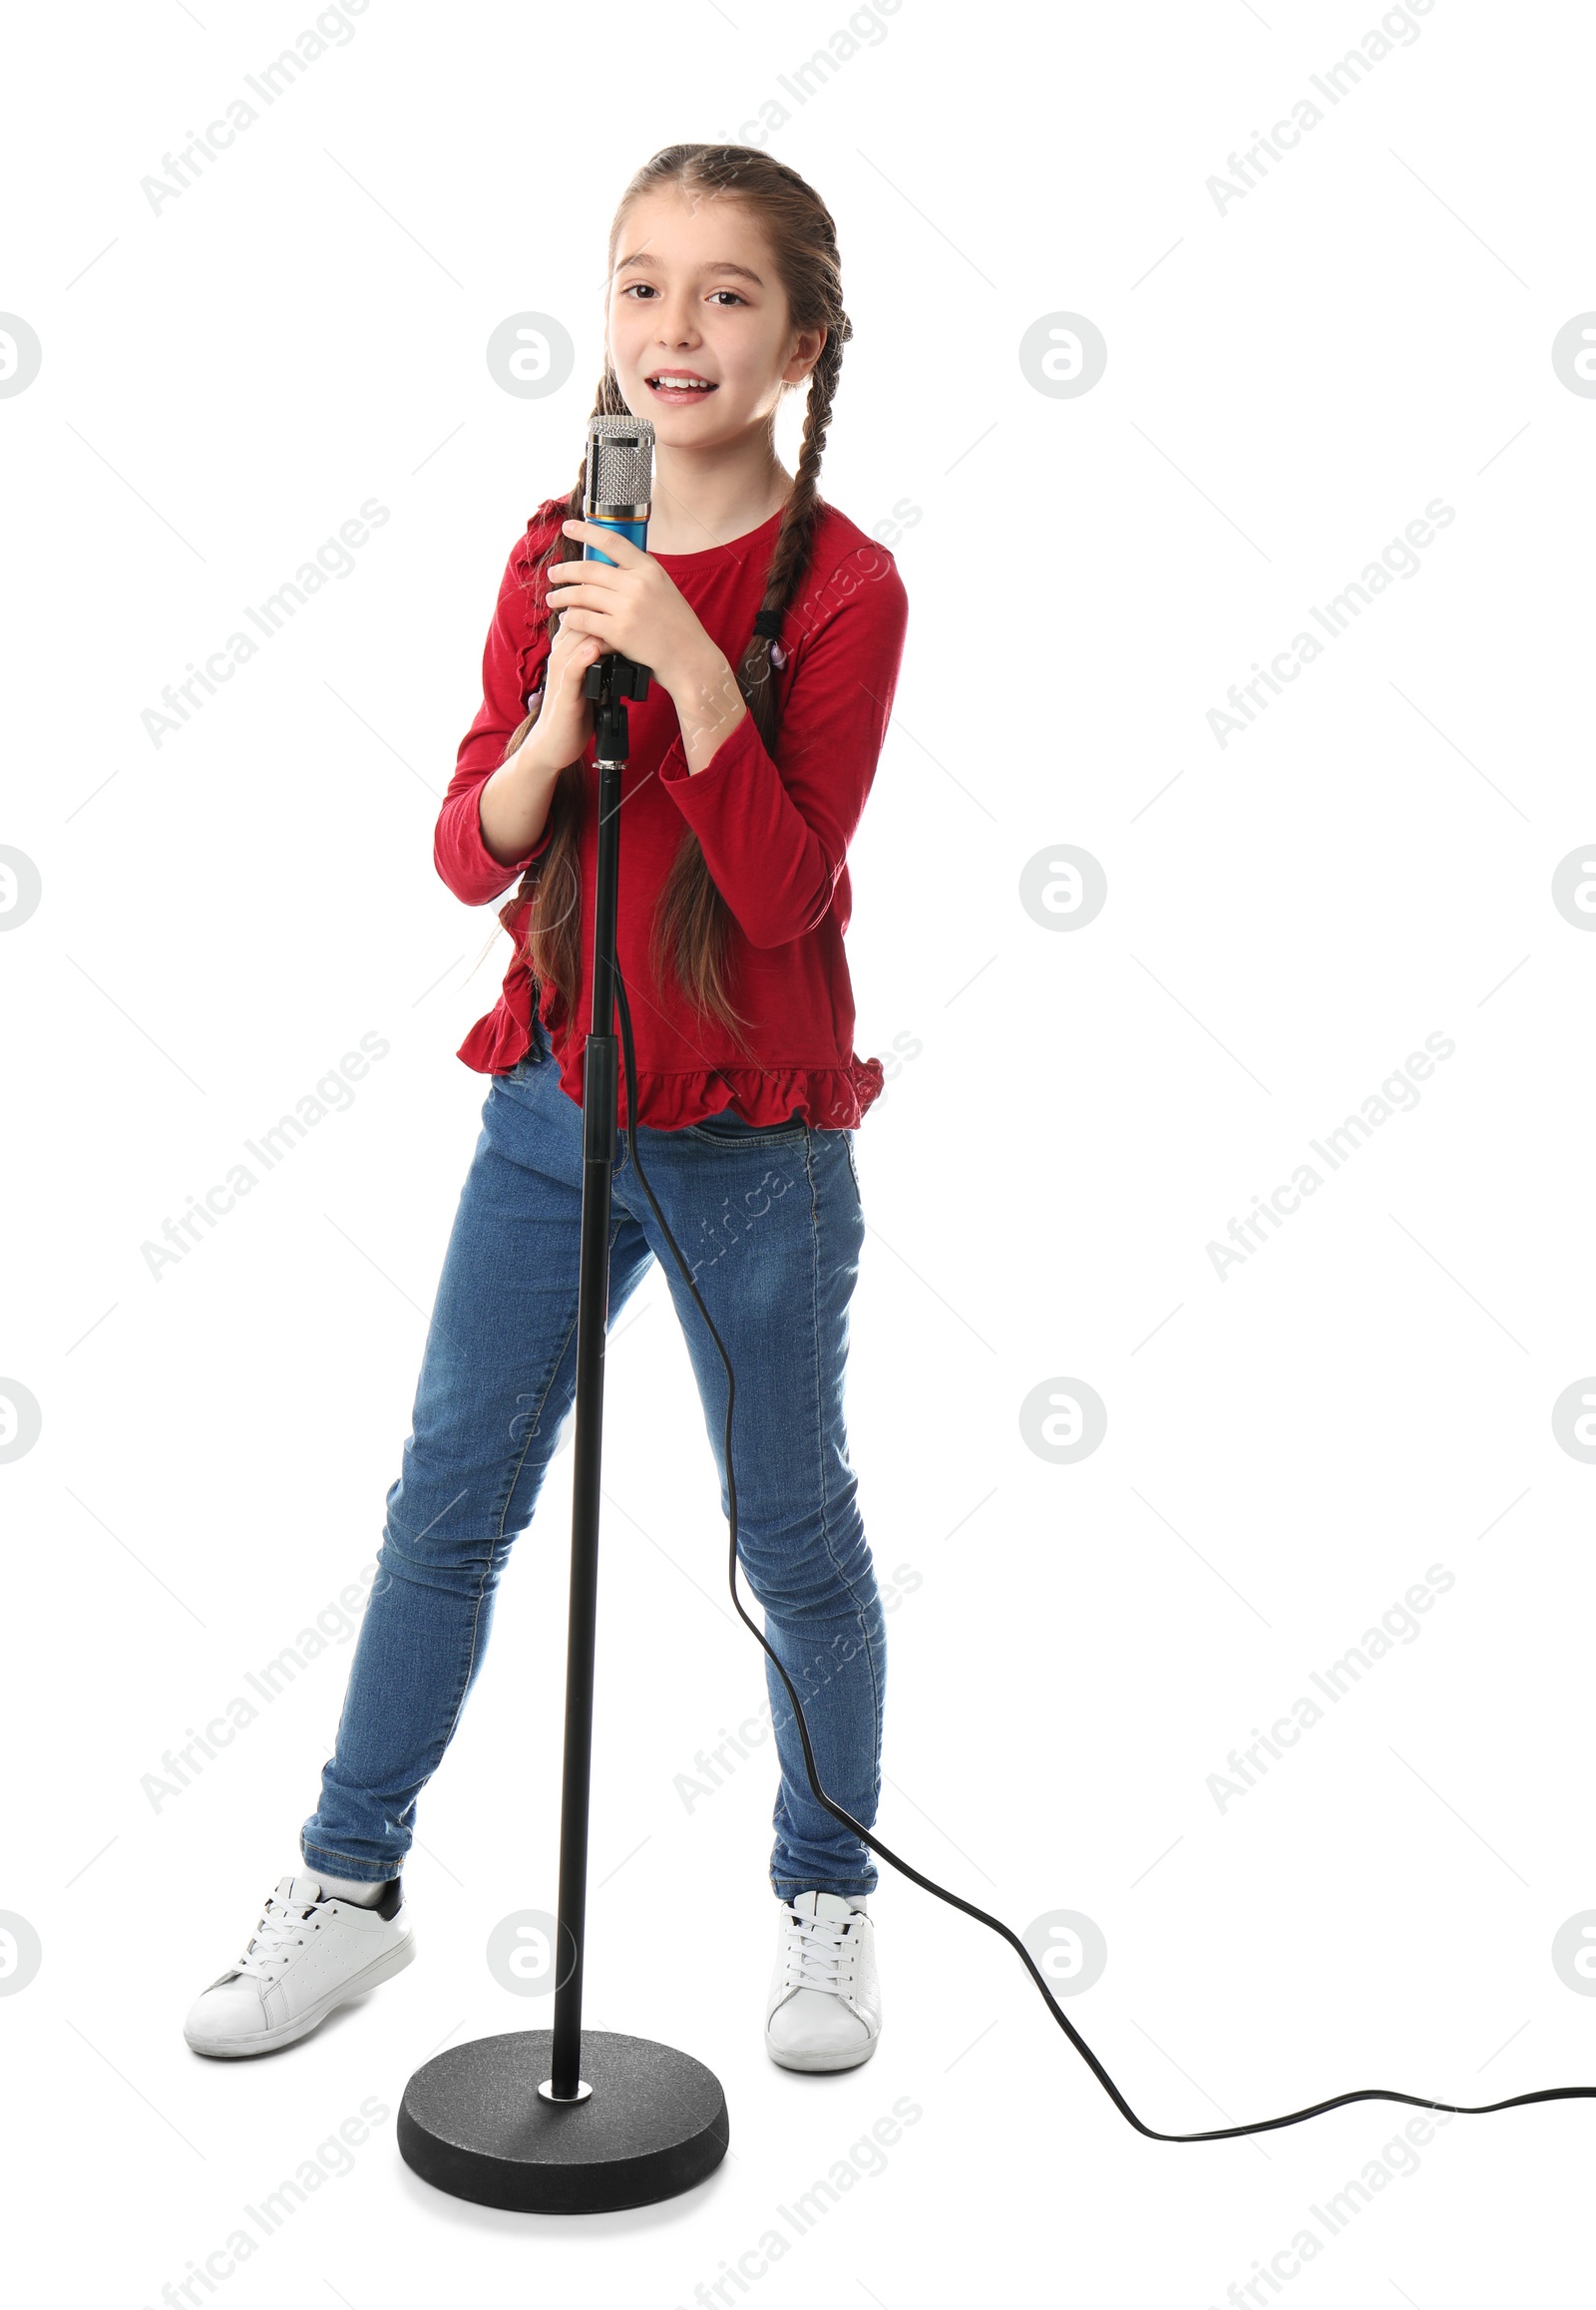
184;1872;415;2059
765;1890;881;2073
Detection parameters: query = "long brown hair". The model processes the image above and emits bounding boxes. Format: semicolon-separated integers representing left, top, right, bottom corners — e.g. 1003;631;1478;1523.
493;144;852;1053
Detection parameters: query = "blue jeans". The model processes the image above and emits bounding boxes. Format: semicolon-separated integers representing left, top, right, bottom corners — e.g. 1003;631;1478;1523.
301;1022;884;1902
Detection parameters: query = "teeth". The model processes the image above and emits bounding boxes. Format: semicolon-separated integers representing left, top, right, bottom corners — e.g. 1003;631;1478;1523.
651;377;712;390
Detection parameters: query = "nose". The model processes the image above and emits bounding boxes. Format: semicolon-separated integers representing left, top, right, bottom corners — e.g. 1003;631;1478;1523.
652;287;701;348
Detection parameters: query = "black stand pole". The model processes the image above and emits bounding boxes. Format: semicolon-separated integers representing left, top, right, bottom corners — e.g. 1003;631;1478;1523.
398;652;730;2215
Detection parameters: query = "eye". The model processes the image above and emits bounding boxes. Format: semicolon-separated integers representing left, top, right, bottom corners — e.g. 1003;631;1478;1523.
708;289;747;306
619;282;656;300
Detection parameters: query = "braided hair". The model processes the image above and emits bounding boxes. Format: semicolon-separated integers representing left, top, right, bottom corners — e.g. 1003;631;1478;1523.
496;145;852;1054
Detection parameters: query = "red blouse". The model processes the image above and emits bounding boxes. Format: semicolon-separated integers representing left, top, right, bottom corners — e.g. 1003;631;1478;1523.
434;494;910;1132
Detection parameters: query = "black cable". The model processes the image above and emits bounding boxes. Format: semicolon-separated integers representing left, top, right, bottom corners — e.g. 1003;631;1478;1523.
609;959;1596;2141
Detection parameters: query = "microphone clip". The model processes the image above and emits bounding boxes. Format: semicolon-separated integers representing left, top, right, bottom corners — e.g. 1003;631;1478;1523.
583;652;651;762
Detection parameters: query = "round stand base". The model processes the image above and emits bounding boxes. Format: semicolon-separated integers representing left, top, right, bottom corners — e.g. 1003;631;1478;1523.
398;2029;729;2214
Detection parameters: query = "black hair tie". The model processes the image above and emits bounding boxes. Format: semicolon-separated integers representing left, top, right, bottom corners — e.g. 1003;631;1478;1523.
752;607;787;668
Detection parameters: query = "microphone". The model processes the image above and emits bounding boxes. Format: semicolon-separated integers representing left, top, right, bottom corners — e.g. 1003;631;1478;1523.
583;413;655;569
579;415;655;756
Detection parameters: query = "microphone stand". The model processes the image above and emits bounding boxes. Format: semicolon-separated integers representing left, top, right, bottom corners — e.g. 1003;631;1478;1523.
397;645;731;2214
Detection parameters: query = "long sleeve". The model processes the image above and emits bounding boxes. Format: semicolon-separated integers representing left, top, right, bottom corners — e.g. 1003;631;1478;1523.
656;543;909;951
434;525;555;908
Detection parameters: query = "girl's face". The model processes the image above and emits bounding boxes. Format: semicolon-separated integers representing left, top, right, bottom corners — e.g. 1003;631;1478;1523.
605;188;824;449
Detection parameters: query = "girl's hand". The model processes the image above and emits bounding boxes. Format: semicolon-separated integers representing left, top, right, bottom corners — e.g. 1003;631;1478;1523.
547;520;726;699
521;612;605;769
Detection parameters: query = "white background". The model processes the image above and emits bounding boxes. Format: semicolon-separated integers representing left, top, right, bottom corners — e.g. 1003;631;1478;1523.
5;1;1596;2302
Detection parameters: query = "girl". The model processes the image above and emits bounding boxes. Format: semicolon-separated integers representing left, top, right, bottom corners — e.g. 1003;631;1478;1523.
183;145;909;2078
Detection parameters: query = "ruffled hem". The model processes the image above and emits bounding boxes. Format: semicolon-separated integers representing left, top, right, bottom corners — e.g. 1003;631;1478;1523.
601;1053;887;1133
456;999;536;1079
456;995;885;1131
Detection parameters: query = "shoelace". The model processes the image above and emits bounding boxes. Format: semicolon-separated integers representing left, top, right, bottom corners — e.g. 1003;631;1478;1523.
782;1907;855;1993
232;1893;319;1980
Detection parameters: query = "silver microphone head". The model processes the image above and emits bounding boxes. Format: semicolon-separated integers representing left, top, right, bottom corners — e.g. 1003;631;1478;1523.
585;415;655;522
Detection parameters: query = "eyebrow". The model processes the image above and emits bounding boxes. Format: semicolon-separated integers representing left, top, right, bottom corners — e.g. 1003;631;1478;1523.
613;251;765;286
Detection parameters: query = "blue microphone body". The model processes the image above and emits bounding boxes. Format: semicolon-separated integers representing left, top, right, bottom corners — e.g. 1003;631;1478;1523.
583;518;646;569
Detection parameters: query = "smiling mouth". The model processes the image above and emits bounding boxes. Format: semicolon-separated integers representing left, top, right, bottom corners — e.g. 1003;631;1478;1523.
645;374;718;394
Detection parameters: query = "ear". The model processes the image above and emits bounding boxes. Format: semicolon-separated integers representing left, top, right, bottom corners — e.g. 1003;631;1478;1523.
782;322;827;387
